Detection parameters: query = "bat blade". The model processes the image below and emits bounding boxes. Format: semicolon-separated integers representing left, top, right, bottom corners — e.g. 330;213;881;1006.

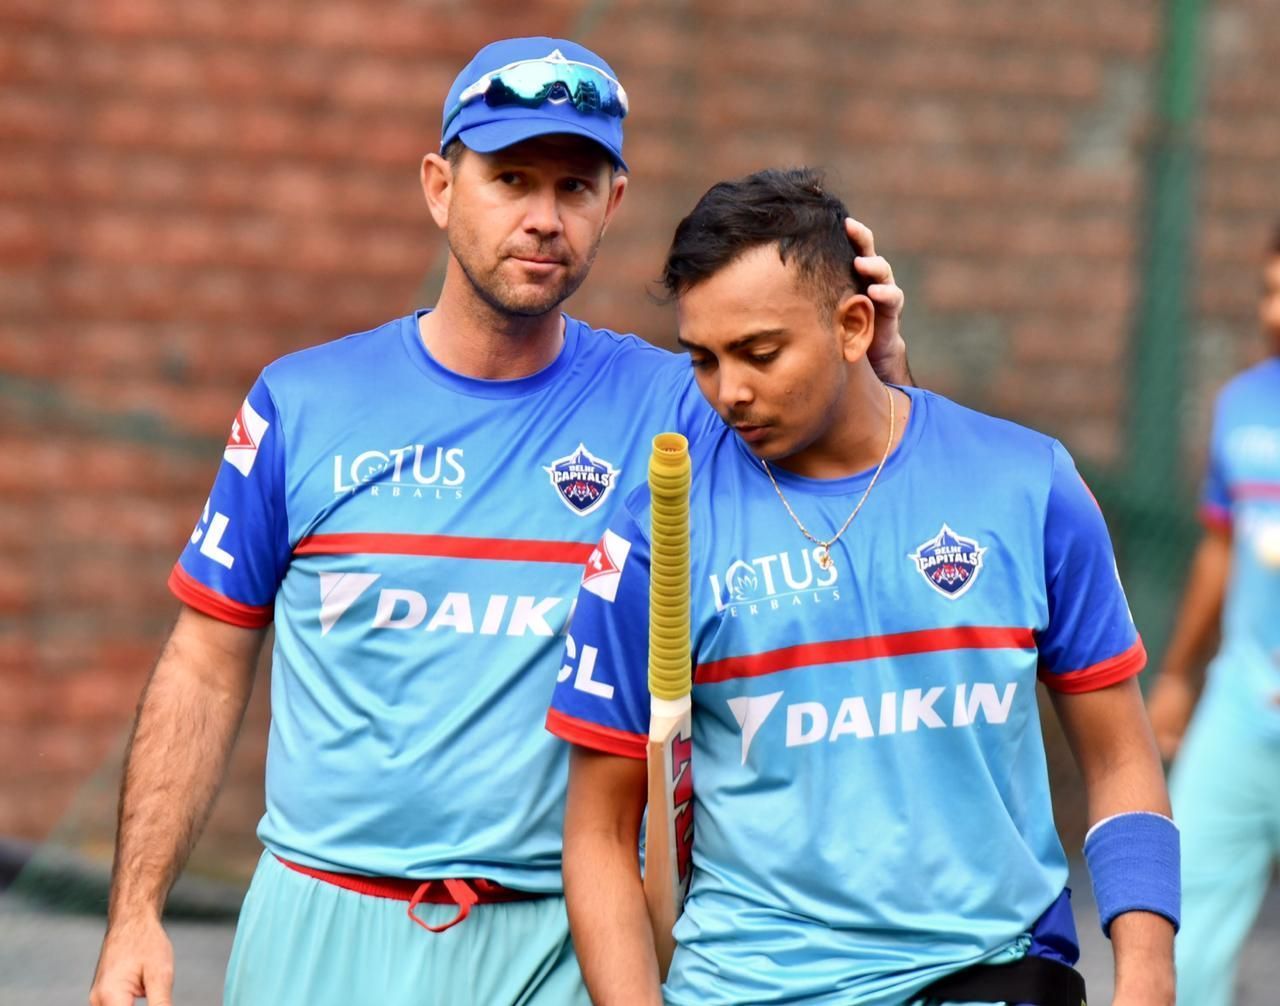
644;700;693;979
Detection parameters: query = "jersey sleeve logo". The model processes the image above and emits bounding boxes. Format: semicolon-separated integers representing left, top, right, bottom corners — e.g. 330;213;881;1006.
543;443;621;517
223;399;270;476
909;524;987;599
581;529;632;602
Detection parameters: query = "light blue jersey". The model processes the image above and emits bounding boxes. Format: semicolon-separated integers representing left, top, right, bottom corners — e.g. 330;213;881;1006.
549;387;1143;1005
1198;358;1280;738
172;311;717;889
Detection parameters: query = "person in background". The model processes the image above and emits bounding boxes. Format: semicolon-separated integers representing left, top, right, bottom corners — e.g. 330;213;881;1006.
1147;223;1280;1006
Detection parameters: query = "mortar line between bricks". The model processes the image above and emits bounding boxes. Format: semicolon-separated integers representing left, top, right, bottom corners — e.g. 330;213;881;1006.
0;373;222;459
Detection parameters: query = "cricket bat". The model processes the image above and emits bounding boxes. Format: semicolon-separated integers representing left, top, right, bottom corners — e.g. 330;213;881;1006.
644;432;694;981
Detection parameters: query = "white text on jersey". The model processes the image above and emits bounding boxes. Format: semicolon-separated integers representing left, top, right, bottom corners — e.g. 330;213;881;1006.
709;547;839;616
731;682;1018;762
333;445;466;496
317;571;571;638
557;636;615;699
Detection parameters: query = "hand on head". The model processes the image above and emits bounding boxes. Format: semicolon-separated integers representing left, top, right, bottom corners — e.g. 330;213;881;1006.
846;218;907;382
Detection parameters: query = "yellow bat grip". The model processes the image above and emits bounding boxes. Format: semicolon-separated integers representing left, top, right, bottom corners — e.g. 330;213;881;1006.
648;433;691;702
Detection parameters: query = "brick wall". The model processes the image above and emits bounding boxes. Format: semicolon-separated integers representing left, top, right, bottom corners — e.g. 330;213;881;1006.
3;0;1278;879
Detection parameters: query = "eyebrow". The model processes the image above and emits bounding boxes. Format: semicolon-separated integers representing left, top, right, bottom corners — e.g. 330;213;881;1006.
484;151;609;175
676;329;786;353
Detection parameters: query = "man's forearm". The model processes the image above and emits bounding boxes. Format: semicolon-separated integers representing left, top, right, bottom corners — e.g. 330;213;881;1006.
108;613;259;924
1110;911;1176;1005
1161;530;1230;682
564;829;663;1006
1053;681;1177;1003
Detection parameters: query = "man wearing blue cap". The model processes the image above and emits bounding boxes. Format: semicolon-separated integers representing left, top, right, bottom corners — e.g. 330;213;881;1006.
89;37;909;1006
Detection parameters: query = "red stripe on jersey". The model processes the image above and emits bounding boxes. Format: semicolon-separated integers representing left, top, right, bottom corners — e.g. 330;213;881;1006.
1231;482;1280;502
545;708;647;760
1038;637;1147;694
294;533;595;565
696;625;1037;684
168;564;273;628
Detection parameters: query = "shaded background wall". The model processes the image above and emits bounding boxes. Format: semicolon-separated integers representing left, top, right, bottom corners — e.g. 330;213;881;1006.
3;0;1279;886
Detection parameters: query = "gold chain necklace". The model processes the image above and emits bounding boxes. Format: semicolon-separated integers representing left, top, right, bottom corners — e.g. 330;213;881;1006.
760;384;895;573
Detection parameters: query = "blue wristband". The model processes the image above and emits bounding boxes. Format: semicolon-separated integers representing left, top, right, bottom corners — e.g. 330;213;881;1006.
1083;811;1181;937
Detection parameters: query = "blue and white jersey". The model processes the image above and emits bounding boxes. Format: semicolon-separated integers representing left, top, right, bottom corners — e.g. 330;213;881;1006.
171;311;718;889
548;387;1144;1005
1199;358;1280;737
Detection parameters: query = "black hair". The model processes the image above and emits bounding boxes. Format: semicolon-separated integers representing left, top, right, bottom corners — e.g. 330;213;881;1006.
1270;219;1280;257
661;167;863;312
441;136;619;174
443;139;466;168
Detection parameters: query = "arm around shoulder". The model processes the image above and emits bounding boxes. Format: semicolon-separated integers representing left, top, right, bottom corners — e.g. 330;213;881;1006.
1146;524;1231;759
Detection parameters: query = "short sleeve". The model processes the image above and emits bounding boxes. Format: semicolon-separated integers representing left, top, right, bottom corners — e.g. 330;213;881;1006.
1199;394;1232;531
168;375;291;627
1036;441;1146;693
546;504;654;759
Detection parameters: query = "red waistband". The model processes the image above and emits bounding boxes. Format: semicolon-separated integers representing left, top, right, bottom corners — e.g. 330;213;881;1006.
274;855;545;934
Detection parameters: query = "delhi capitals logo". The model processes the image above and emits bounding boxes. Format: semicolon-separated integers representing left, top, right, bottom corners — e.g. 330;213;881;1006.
909;524;987;599
544;444;621;517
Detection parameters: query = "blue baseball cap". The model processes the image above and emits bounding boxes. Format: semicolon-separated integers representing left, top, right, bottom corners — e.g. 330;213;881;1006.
440;37;628;170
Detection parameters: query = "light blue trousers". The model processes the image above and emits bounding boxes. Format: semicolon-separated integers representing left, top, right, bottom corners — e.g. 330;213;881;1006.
1170;695;1280;1006
224;851;590;1006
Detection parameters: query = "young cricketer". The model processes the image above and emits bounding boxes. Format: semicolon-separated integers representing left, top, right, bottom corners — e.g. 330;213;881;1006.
549;169;1179;1005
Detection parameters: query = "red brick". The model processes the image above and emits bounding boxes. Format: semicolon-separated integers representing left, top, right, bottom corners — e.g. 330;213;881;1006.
0;721;116;778
0;204;59;266
0;150;58;199
0;0;68;30
0;439;81;493
1203;166;1280;214
0;670;55;723
856;2;1158;54
1011;317;1129;367
47;496;193;551
924;259;1134;314
55;667;150;724
0;562;36;616
1202;117;1280;161
0;31;66;84
0;89;72;142
0;777;80;840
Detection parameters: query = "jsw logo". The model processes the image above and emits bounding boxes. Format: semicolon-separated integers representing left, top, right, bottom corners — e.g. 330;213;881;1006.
728;682;1018;764
318;572;568;638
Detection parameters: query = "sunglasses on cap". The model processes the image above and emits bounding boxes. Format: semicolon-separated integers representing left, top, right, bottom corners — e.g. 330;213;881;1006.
443;53;630;133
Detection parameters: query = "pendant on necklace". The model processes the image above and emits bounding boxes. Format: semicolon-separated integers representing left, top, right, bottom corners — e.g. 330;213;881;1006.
816;546;833;571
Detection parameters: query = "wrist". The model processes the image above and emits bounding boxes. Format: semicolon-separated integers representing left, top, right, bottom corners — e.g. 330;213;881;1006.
1114;969;1175;1006
1111;910;1176;1005
106;896;165;930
